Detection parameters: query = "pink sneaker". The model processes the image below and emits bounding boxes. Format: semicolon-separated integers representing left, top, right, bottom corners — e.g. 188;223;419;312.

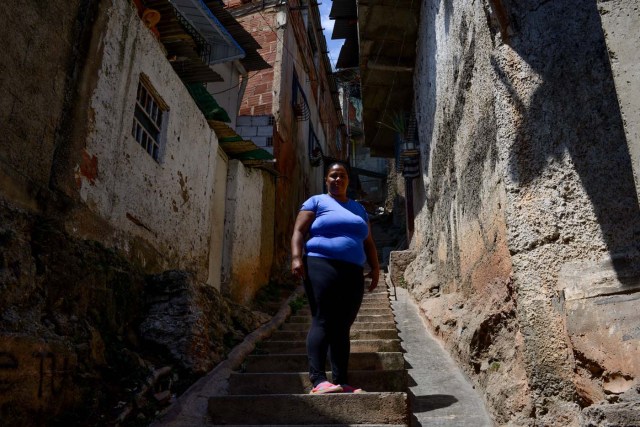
310;381;343;394
340;384;364;393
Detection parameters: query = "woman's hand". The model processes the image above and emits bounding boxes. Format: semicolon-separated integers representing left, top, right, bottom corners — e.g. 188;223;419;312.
291;210;315;281
291;256;305;280
366;269;379;292
363;222;380;292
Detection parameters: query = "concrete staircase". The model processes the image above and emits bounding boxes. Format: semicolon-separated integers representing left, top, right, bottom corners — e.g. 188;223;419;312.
207;284;409;425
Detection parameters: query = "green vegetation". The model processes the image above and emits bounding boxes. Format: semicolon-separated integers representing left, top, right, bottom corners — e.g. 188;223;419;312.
288;295;307;314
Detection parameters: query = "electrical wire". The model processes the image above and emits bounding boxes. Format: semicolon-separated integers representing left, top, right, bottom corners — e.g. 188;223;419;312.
211;69;264;94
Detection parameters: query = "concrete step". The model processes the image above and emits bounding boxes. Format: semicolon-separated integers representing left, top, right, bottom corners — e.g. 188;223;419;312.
257;339;402;354
361;298;391;307
208;393;409;425
359;303;391;310
296;307;392;317
243;352;406;373
270;329;399;341
209;425;407;427
227;370;407;394
289;314;395;324
280;321;396;332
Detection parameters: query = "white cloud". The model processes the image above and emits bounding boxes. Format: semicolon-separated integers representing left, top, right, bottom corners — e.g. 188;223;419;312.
321;15;335;33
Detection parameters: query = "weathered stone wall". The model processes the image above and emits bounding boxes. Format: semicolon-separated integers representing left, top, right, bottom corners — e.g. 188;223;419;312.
0;204;268;424
71;0;221;282
0;0;87;210
402;0;640;425
222;160;276;304
409;0;525;423
207;147;230;290
494;0;640;421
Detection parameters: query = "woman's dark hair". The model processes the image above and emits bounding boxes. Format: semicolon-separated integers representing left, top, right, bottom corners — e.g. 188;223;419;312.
324;160;350;177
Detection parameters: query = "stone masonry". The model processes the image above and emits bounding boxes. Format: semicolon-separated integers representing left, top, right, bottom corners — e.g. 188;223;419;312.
392;0;640;425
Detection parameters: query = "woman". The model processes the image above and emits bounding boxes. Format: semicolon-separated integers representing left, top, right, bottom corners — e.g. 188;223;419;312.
290;161;380;394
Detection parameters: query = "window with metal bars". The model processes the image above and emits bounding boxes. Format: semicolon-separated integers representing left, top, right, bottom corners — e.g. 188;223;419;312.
309;123;322;167
292;71;310;121
131;78;167;162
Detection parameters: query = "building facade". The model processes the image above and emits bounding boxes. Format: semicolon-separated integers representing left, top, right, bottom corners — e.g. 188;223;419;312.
226;0;346;278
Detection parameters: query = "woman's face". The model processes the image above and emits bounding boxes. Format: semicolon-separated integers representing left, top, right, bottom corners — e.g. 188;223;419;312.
326;164;349;197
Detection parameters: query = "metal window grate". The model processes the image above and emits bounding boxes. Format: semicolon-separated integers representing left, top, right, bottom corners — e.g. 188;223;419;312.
292;72;310;122
132;80;165;162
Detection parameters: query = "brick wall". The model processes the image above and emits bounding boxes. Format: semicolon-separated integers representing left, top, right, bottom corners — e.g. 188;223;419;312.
236;11;278;116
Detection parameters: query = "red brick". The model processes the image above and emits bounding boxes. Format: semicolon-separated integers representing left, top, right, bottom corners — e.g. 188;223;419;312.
260;93;273;104
253;83;269;94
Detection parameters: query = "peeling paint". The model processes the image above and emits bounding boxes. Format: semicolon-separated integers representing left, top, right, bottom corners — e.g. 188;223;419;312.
79;149;99;186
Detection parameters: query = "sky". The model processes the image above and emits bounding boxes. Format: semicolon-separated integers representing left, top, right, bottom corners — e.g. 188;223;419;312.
318;0;343;70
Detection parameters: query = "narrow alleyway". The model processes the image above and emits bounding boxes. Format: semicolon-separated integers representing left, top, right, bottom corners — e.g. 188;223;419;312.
152;278;493;426
392;287;493;426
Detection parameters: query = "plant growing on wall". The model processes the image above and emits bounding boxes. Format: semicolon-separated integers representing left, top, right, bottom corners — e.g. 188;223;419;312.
377;111;407;139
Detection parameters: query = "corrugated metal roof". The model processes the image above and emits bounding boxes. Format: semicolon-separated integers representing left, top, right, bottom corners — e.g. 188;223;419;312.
358;0;422;157
146;0;224;82
169;0;246;64
204;1;271;71
330;0;357;19
331;18;357;40
208;120;275;161
336;37;359;69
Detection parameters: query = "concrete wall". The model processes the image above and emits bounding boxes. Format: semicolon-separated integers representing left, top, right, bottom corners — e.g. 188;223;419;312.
237;115;275;154
209;61;242;126
400;0;640;424
598;1;640;200
208;147;229;290
0;0;85;211
75;0;221;282
221;160;275;304
409;0;522;422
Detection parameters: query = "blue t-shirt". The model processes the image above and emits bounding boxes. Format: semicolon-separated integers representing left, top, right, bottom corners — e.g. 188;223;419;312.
300;194;369;266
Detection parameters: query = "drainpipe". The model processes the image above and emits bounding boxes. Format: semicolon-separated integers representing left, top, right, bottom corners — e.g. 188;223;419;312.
235;60;248;118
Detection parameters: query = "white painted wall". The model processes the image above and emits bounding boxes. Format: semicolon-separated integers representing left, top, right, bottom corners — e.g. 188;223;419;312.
209;61;242;126
221;160;275;304
207;147;229;290
79;0;221;281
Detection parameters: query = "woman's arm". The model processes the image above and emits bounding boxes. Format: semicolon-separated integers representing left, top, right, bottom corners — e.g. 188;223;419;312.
363;222;380;292
291;210;315;279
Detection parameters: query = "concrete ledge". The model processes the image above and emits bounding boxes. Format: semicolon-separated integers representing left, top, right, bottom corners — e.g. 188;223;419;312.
559;256;640;301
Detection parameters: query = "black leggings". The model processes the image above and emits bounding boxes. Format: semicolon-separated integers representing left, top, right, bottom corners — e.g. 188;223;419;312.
303;256;364;387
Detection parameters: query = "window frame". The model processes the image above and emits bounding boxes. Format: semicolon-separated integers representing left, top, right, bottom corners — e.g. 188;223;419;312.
131;74;169;162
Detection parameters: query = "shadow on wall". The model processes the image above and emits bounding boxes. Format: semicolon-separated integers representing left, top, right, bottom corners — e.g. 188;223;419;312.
495;0;640;278
412;0;439;221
